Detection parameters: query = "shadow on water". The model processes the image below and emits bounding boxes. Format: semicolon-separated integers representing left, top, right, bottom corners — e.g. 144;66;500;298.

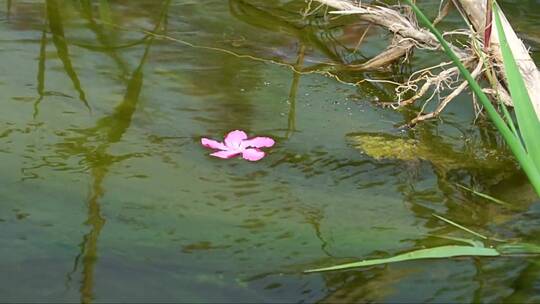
229;0;309;139
229;0;397;117
51;1;172;302
170;29;261;132
229;0;344;64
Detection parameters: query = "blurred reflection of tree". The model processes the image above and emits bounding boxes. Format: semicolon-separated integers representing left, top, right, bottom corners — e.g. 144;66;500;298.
40;1;172;302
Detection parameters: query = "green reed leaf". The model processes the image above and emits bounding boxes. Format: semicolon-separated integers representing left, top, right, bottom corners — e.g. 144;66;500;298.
432;214;488;240
493;3;540;171
456;184;512;207
305;245;500;273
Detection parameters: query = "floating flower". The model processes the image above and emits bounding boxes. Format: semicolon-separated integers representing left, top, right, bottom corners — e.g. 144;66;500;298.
201;130;275;161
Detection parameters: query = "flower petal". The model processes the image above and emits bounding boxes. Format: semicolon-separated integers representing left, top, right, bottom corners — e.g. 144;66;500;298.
242;148;266;161
242;137;275;149
201;138;227;150
210;150;241;159
224;130;248;148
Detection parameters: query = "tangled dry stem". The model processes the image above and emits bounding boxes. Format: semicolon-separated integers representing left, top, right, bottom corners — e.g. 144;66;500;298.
308;0;535;125
408;60;485;126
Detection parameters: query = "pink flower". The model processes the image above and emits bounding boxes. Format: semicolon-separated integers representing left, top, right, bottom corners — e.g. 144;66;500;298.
201;130;275;161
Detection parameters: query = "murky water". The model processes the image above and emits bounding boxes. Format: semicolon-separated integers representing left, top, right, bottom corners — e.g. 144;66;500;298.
1;0;540;302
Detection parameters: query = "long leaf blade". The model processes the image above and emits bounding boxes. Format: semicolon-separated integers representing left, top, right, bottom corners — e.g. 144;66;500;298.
305;245;500;273
432;214;488;240
493;3;540;171
456;183;513;207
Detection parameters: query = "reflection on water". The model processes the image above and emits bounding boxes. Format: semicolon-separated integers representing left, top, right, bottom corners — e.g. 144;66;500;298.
37;1;171;302
285;44;304;138
1;0;540;302
46;0;89;109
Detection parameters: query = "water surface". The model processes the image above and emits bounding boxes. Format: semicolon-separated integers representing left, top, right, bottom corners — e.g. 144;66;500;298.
1;0;540;302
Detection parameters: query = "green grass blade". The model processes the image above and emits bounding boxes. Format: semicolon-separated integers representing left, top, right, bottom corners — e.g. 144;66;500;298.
493;3;540;170
500;101;519;138
473;38;519;137
427;234;484;247
456;184;512;207
404;0;540;197
305;245;499;273
432;214;488;240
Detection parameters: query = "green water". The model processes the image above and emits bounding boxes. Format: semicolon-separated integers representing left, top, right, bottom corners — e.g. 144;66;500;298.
1;0;540;302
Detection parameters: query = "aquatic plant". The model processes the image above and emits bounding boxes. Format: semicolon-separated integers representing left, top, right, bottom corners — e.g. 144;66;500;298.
404;0;540;196
201;130;275;161
305;212;540;273
305;1;540;274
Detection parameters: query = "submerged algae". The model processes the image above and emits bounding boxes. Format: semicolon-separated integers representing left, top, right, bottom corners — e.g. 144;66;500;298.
347;132;514;172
